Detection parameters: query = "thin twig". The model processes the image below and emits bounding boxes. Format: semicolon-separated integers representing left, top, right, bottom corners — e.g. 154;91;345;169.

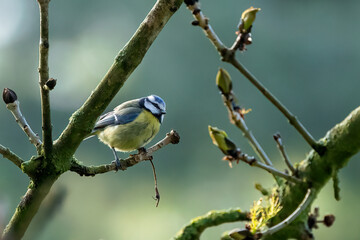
37;0;52;158
185;0;325;155
186;2;226;54
223;96;273;166
231;151;301;183
228;59;323;154
70;130;180;176
273;133;296;175
0;144;25;169
261;189;313;237
149;160;160;207
5;101;42;149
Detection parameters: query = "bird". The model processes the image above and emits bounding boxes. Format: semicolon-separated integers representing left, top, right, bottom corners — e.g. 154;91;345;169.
86;95;166;170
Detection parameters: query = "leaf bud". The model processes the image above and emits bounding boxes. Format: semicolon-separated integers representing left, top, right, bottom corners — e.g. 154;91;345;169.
208;125;238;157
45;78;57;90
216;68;232;97
323;214;335;227
238;7;261;33
2;88;17;104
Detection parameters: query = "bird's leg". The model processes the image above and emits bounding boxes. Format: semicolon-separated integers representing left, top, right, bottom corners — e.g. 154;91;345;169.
111;147;122;171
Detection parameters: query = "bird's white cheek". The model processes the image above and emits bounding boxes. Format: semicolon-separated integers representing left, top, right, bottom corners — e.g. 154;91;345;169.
161;115;164;123
144;100;158;114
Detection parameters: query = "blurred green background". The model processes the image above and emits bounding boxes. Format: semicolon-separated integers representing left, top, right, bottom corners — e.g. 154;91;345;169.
1;0;360;239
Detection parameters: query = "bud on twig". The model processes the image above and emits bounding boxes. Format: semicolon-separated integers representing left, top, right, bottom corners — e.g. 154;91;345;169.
191;20;199;26
238;7;261;33
2;88;18;104
216;68;232;97
254;183;269;196
45;78;57;90
208;125;238;157
323;214;335;227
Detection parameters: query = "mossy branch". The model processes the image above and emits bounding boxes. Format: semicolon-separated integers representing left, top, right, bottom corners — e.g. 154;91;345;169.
174;209;249;240
257;106;360;239
174;107;360;239
1;176;58;240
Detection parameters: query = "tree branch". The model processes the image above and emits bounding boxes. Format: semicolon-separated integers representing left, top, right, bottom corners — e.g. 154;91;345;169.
184;1;324;155
228;151;301;184
261;106;360;239
1;177;57;240
24;186;67;240
174;209;249;240
222;96;273;167
54;0;183;161
4;99;42;149
273;133;296;175
37;0;52;158
0;144;24;169
70;130;180;176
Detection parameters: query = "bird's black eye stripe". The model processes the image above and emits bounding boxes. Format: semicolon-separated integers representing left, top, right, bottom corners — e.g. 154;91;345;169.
150;101;160;110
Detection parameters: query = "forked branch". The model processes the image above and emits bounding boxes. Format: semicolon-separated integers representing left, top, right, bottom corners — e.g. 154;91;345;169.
184;0;324;155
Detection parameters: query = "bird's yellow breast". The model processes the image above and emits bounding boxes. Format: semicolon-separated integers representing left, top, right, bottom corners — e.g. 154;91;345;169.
97;110;160;152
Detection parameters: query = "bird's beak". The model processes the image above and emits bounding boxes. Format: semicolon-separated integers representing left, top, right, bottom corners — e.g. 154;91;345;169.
161;110;166;114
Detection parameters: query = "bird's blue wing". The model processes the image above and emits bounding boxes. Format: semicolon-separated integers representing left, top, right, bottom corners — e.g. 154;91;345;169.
94;107;141;130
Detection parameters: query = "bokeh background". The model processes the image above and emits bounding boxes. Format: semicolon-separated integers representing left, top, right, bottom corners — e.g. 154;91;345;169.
1;0;360;239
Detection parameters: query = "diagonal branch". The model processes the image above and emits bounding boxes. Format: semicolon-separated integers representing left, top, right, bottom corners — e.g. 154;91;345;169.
0;144;25;169
273;133;296;175
222;96;273;166
184;1;325;155
227;150;301;183
4;99;42;149
37;0;52;158
70;130;180;176
54;0;184;160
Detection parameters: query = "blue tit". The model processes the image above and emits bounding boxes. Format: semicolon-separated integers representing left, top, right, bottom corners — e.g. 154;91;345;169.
87;95;166;169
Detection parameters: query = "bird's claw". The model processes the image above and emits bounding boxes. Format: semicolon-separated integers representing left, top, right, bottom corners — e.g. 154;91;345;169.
112;158;122;171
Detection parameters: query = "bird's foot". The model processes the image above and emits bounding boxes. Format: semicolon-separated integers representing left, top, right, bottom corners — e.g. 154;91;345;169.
112;158;122;171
